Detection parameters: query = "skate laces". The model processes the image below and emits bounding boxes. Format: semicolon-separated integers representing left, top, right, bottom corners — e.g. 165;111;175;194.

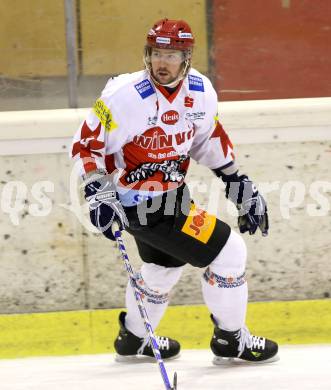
137;336;170;355
235;326;265;357
155;336;170;350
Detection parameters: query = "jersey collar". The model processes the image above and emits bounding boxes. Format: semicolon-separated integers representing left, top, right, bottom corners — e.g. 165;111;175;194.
155;80;183;103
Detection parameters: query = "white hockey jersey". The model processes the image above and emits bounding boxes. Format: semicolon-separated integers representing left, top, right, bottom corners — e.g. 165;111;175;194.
71;68;235;206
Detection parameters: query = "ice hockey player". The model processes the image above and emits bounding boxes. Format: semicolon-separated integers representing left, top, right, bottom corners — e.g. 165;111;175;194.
71;18;279;364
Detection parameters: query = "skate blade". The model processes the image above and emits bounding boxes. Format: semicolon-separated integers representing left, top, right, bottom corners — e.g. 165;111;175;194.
213;353;280;366
115;352;181;364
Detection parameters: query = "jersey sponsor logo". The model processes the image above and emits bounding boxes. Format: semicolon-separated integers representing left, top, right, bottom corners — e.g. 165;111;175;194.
178;32;193;39
203;268;246;288
156;36;171;45
93;99;118;133
181;204;216;243
134;79;155;99
185;111;206;121
184;96;194;107
133;127;195;151
135;272;169;304
188;75;204;92
125;155;189;184
161;110;179;125
147;115;158;126
133;194;153;204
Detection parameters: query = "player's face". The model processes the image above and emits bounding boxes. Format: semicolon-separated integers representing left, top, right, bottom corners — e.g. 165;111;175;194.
150;48;184;85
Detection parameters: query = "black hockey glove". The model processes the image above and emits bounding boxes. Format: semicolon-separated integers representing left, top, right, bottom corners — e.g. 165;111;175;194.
225;174;269;236
84;174;128;241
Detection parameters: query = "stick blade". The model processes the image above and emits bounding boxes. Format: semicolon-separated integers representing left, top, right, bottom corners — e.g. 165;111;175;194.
172;372;177;390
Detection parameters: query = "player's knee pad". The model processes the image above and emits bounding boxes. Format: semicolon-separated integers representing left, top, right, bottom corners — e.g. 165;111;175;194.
139;262;184;296
204;230;247;286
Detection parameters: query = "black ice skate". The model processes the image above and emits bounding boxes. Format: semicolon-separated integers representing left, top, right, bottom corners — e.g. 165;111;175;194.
210;315;279;364
114;311;180;362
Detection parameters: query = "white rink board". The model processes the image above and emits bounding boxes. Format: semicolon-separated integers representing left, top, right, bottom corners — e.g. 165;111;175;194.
0;346;330;390
0;97;330;155
0;99;331;311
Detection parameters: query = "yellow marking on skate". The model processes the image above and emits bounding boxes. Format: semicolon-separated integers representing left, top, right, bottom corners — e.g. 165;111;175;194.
0;299;330;359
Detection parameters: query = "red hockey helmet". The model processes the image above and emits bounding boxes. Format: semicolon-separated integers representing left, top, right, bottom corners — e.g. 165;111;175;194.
144;19;195;87
146;19;195;51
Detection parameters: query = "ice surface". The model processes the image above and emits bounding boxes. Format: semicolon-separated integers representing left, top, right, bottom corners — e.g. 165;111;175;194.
0;345;330;390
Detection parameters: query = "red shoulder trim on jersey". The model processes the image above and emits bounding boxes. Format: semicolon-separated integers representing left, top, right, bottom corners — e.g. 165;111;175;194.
72;121;104;173
155;80;183;103
211;121;234;158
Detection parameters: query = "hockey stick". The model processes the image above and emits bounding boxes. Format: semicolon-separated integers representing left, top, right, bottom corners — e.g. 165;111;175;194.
112;225;178;390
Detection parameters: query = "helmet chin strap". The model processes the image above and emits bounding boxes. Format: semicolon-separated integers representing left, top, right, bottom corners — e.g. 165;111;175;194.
144;57;191;88
152;76;181;88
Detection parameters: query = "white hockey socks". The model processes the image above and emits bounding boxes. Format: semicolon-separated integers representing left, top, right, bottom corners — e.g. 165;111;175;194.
201;230;248;331
125;263;183;338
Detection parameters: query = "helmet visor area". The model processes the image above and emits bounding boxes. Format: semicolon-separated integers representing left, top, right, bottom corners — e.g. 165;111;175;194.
144;46;192;65
150;48;184;65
